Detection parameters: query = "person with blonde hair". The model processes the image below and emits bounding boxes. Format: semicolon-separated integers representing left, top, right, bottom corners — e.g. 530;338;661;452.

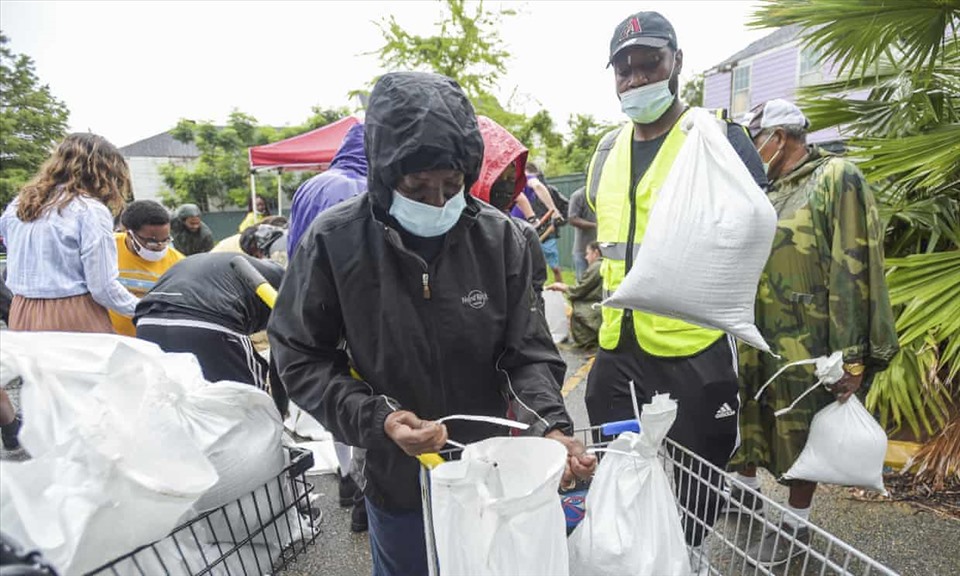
0;132;139;332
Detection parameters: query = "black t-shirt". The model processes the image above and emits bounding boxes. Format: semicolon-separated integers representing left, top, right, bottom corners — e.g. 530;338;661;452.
135;253;284;334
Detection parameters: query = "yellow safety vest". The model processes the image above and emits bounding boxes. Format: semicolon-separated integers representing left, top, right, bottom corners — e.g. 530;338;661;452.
586;109;723;357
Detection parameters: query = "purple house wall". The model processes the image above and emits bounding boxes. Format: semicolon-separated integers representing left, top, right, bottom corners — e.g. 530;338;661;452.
702;25;841;144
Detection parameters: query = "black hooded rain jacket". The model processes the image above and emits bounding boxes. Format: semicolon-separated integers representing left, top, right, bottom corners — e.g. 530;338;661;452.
268;72;572;511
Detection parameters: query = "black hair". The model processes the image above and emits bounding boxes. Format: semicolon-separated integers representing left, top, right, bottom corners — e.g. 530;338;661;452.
247;194;272;215
588;241;602;256
120;200;170;231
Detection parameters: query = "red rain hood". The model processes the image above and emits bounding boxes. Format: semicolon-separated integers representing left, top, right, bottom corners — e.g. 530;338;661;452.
470;116;528;205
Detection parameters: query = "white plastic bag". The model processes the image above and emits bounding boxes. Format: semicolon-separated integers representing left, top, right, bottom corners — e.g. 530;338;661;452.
603;108;777;352
543;290;570;344
178;382;286;511
568;394;691;576
0;332;218;575
783;395;888;493
431;436;569;576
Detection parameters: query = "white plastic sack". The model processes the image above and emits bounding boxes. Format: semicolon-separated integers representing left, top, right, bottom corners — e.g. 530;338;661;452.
569;394;691;576
178;382;286;511
543;290;570;344
431;436;569;576
175;381;312;552
0;332;218;575
603;108;777;352
783;395;887;493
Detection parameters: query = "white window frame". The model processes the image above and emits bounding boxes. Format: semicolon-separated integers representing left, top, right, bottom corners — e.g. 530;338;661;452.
731;65;751;116
798;44;824;86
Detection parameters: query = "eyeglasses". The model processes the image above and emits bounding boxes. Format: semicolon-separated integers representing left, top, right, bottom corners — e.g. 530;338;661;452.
131;231;172;250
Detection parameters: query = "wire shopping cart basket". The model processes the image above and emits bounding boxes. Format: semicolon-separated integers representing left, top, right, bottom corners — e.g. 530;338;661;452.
418;421;898;576
581;423;896;576
84;445;320;576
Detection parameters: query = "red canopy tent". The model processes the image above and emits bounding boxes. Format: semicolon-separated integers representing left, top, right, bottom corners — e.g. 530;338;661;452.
246;115;361;213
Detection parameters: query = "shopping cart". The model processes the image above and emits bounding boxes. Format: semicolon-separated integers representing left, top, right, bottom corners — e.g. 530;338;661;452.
419;421;898;576
84;446;320;576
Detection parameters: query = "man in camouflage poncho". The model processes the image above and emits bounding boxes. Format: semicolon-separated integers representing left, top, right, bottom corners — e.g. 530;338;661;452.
730;100;899;566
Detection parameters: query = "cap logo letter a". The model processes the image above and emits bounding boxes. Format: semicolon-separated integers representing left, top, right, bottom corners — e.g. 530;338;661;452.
619;17;642;41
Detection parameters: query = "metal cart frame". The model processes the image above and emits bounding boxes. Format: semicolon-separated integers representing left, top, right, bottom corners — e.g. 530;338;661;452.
420;425;898;576
85;446;320;576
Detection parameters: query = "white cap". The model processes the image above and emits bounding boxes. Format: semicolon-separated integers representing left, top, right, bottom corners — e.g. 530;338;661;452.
746;99;810;137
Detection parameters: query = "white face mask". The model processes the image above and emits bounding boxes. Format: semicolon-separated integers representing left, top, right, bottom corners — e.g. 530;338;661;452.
130;234;169;262
389;188;467;238
619;61;676;124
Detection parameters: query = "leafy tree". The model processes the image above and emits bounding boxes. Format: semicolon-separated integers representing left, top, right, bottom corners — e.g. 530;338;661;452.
159;106;350;211
366;0;610;177
752;0;960;488
0;33;70;206
547;114;619;176
682;74;704;107
374;0;511;101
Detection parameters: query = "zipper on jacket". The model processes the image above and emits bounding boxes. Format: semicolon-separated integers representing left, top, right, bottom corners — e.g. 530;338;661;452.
422;273;431;300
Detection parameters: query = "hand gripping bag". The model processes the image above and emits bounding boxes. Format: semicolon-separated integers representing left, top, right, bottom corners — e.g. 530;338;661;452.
603;108;777;352
430;436;569;576
568;394;691;576
755;351;887;493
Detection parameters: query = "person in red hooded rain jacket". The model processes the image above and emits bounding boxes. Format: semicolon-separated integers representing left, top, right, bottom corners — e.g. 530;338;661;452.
469;116;548;312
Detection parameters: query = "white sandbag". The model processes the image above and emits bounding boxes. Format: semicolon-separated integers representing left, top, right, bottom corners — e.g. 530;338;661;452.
0;333;218;576
0;332;209;456
178;382;286;511
783;395;887;493
431;436;569;576
569;394;691;576
543;290;570;344
603;108;777;352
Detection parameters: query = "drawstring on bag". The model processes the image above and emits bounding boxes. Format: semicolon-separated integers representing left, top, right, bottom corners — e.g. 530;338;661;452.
754;351;844;417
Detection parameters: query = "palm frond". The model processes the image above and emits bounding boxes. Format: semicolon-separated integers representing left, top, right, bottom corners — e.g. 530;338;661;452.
854;124;960;194
867;338;951;435
750;0;959;78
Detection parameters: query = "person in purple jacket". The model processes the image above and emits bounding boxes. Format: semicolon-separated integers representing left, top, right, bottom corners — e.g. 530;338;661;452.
286;121;369;532
288;122;368;259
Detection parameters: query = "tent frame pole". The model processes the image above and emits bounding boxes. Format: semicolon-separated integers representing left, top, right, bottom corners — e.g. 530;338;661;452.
250;172;257;217
277;168;283;215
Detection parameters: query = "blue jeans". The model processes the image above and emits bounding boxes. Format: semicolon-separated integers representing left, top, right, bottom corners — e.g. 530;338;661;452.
541;237;561;269
366;498;428;576
573;252;588;281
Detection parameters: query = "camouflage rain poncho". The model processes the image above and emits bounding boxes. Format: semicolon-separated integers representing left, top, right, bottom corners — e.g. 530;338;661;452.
730;146;899;479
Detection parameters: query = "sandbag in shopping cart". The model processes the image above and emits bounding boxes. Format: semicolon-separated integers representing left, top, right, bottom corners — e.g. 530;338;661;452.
0;331;319;576
418;416;571;576
568;393;691;576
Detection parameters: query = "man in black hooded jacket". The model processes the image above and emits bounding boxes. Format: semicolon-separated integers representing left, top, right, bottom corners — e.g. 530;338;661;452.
269;71;595;575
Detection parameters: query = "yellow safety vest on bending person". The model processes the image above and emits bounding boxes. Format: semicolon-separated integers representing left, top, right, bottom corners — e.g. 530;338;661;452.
586;108;723;357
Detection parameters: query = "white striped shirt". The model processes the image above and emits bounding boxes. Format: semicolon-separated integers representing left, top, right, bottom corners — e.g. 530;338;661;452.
0;195;139;317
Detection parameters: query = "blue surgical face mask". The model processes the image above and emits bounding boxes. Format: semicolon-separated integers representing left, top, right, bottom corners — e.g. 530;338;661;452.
389;188;466;237
756;132;782;179
619;64;676;124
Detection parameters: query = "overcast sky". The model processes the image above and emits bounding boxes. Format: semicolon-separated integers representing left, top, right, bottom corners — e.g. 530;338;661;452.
1;1;770;148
